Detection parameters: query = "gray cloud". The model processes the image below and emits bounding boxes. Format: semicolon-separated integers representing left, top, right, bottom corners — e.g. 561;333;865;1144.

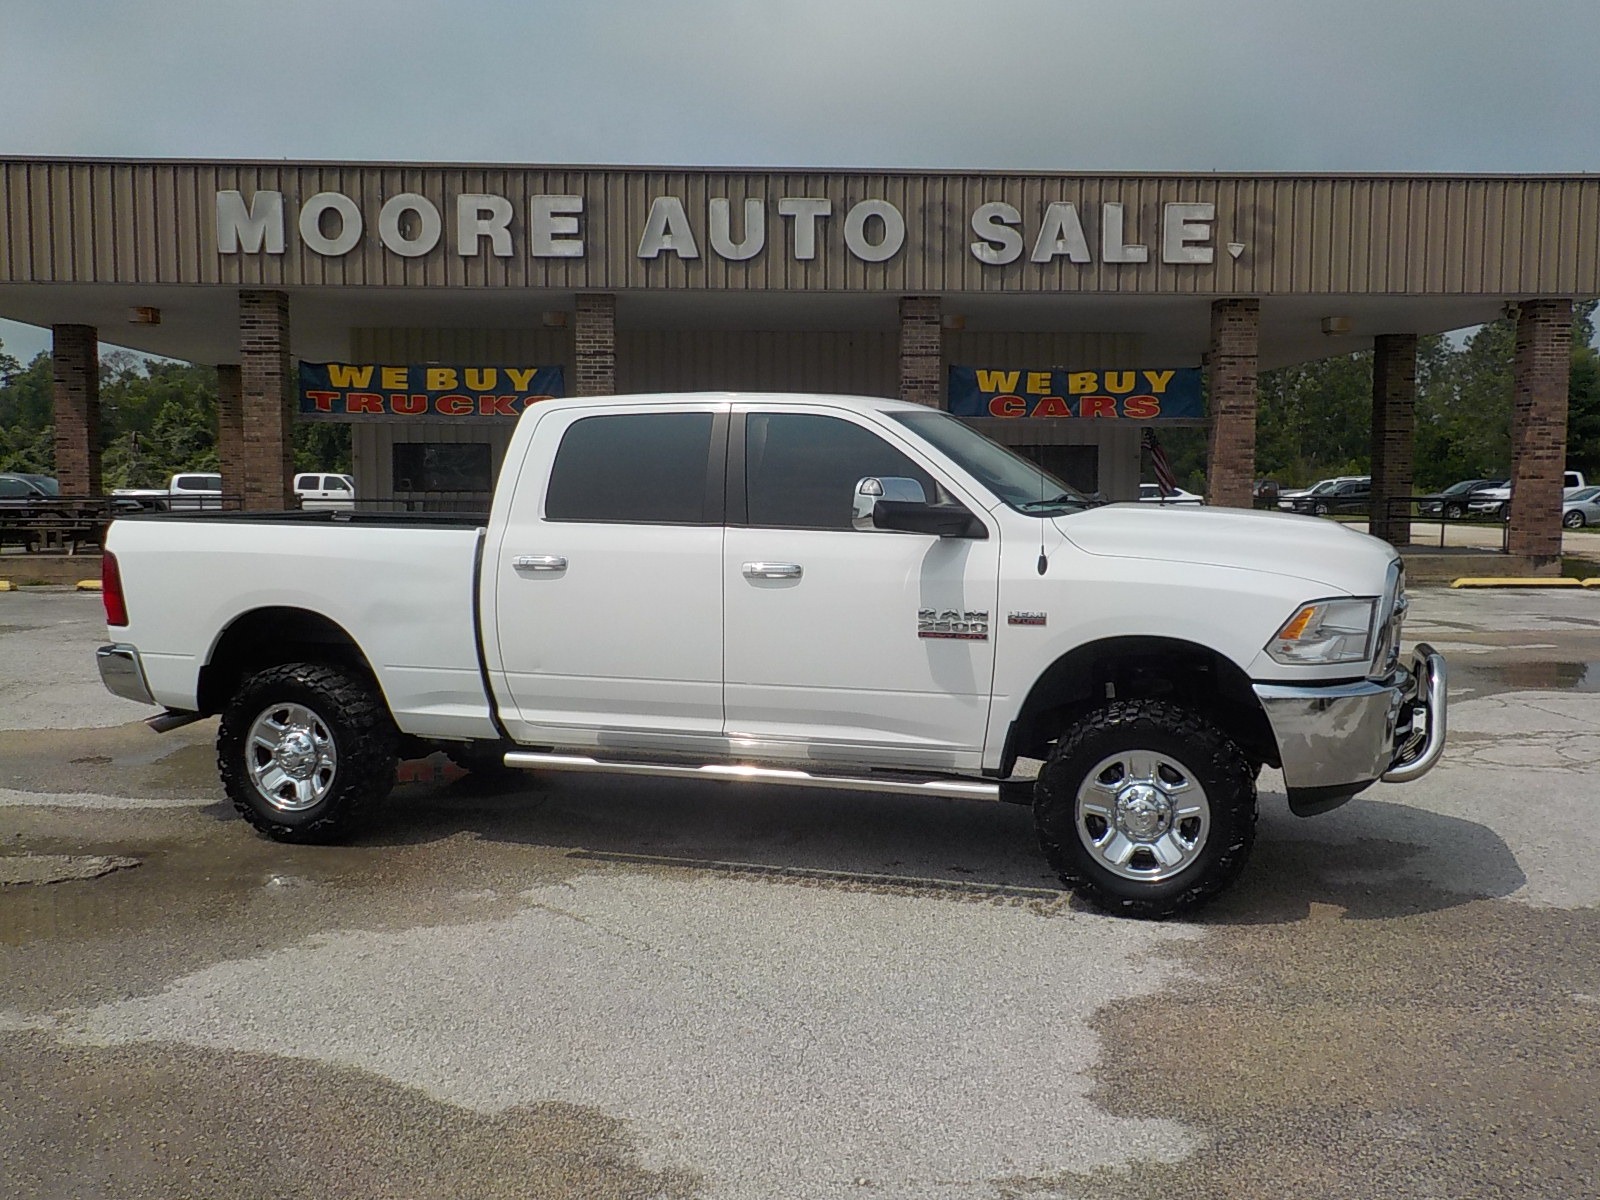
3;0;1597;358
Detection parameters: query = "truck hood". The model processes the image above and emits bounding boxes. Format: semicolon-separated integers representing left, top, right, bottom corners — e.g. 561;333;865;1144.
1054;504;1397;593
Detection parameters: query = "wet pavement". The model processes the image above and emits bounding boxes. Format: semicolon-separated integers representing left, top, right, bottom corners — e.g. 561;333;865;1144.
1;588;1598;1199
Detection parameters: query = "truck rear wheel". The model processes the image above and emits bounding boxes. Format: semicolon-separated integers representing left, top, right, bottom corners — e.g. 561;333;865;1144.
218;662;397;843
1033;700;1257;918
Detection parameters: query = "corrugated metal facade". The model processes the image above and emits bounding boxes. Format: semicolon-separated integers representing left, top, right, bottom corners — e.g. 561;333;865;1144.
6;159;1599;296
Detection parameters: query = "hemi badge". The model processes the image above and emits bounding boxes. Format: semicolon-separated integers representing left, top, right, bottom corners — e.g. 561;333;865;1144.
1008;612;1047;626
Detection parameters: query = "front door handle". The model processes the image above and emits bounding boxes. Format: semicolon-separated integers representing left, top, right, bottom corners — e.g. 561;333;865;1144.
743;561;803;579
512;555;568;571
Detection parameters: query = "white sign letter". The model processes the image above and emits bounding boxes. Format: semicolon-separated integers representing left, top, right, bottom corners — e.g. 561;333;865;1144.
970;202;1023;265
530;195;584;258
1031;202;1092;263
216;190;285;254
1161;202;1215;264
778;197;831;260
1101;202;1149;264
709;198;765;261
637;196;700;259
379;193;443;258
298;192;363;257
843;199;905;263
456;194;513;257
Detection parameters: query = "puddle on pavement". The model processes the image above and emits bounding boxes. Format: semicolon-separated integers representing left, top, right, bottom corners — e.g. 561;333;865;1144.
1004;858;1600;1200
0;1032;699;1200
1455;660;1600;693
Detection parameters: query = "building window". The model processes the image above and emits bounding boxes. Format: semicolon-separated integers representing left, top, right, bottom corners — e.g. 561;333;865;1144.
392;443;493;493
545;412;714;525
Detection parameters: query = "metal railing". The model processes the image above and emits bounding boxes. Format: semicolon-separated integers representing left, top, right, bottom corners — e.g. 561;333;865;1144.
1383;496;1512;550
0;493;244;554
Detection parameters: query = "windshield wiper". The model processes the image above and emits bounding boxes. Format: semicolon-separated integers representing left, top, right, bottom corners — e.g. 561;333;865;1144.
1016;493;1089;511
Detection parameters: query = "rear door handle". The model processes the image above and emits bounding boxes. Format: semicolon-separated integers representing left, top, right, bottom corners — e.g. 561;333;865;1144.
743;561;802;579
512;555;567;571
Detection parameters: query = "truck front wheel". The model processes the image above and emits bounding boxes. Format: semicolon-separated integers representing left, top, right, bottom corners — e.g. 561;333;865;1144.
218;662;398;842
1034;700;1257;918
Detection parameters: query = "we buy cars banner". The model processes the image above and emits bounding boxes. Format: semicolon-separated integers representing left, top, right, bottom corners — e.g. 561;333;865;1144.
948;365;1203;420
298;363;565;422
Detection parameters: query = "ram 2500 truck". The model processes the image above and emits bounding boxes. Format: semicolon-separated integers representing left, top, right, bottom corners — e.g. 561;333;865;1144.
96;392;1446;917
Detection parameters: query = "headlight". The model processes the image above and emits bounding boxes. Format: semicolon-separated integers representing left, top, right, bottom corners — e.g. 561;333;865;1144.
1266;597;1379;665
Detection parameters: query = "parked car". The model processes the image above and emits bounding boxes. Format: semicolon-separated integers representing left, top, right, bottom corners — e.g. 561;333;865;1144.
294;473;356;510
1470;471;1585;518
1288;476;1371;516
1419;478;1496;519
1253;479;1280;505
1276;475;1367;511
113;472;224;512
1562;486;1600;529
1137;483;1203;504
96;391;1446;918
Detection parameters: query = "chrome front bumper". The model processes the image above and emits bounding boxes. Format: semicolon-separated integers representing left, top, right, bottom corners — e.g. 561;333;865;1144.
1253;644;1447;816
96;643;155;706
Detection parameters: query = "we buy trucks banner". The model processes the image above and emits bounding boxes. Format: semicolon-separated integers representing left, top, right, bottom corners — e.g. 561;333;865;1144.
949;365;1203;420
298;363;565;422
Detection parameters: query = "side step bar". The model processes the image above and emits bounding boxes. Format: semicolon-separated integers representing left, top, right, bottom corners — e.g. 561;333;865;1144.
501;751;1001;801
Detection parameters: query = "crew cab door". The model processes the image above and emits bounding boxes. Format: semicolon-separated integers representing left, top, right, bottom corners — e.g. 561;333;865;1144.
489;402;727;749
722;406;999;770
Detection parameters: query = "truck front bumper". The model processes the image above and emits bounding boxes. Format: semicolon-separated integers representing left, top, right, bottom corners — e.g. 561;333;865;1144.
97;643;155;706
1253;644;1447;816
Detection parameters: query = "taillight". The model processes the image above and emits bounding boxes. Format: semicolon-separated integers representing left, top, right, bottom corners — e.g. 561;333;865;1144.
102;552;129;627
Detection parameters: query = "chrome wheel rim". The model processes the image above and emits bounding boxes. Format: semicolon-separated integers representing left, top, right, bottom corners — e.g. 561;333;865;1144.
1075;750;1210;882
246;702;338;812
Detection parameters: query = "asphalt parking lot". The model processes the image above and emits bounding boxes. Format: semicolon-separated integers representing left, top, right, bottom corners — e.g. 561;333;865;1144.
2;587;1598;1200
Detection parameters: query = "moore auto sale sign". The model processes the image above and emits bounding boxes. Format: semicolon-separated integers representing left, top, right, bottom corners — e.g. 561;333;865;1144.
216;188;1240;268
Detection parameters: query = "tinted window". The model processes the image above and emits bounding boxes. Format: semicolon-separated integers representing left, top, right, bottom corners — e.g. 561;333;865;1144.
745;413;937;530
176;475;222;491
393;443;493;493
0;478;32;499
545;412;714;524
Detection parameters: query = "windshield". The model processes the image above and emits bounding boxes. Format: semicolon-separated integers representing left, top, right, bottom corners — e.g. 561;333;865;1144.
890;410;1090;514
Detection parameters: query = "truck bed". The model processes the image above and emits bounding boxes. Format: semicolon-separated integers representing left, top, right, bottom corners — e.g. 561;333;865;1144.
105;515;497;741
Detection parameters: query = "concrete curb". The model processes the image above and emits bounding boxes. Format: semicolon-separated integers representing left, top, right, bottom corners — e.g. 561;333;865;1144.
1450;577;1584;588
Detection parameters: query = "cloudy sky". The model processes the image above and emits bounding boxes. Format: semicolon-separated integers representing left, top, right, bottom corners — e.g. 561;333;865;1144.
3;0;1599;360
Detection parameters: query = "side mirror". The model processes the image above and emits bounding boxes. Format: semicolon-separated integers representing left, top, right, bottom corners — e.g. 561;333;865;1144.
851;477;987;539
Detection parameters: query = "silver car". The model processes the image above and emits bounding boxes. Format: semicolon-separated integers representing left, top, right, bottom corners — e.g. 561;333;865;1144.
1562;486;1600;529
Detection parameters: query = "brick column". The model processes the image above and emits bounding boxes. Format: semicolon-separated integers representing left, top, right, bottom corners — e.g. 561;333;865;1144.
216;363;245;502
1369;334;1417;547
1204;298;1259;509
239;290;294;511
574;294;616;396
1507;298;1573;565
898;296;943;407
51;324;101;496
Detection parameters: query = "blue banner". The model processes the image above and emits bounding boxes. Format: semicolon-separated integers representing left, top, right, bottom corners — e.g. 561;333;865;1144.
298;362;564;422
948;365;1203;420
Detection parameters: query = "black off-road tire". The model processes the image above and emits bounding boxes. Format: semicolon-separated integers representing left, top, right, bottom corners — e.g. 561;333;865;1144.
218;662;398;843
1034;700;1257;919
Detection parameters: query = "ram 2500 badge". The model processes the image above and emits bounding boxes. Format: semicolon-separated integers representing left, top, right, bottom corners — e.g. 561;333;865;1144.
96;393;1445;916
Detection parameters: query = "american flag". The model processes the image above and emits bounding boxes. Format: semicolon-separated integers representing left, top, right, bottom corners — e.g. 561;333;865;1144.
1142;428;1179;497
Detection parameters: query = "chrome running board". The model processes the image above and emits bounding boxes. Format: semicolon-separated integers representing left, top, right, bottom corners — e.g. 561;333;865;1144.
501;751;1001;801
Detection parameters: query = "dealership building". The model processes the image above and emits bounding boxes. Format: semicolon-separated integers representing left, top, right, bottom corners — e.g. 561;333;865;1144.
2;157;1597;566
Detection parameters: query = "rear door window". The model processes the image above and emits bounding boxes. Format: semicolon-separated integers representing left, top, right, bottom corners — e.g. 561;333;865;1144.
545;412;717;525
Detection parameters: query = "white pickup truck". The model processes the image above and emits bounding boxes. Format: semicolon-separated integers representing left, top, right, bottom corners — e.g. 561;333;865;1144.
96;392;1445;916
112;472;224;512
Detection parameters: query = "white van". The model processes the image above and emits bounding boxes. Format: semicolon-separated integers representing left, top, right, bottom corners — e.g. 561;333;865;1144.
293;473;356;510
